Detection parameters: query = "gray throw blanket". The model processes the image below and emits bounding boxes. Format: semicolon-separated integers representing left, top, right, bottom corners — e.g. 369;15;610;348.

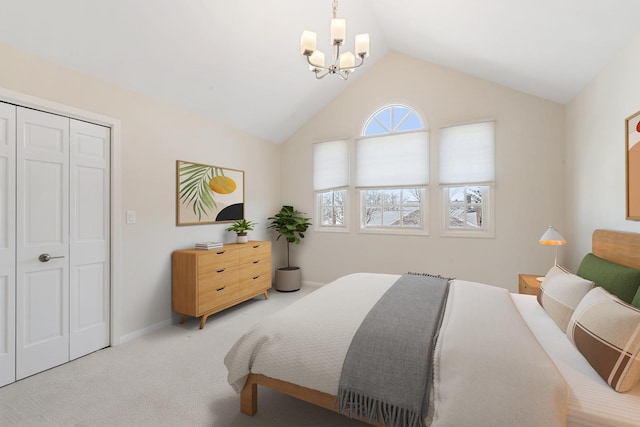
335;273;451;427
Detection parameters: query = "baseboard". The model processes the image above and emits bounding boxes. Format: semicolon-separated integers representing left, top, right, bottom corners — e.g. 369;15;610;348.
117;318;173;345
118;283;325;345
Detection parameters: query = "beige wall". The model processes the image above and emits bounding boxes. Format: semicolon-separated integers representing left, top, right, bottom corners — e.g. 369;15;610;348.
565;33;640;270
0;42;282;340
281;52;566;291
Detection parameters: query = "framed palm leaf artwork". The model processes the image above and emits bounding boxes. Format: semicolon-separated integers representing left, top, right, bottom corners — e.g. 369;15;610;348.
176;160;245;225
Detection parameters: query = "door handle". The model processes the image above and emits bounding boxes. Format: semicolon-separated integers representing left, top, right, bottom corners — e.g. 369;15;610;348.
38;253;65;262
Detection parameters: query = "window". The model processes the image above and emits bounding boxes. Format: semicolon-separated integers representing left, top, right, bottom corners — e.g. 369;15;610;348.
313;139;349;231
363;105;423;136
319;189;346;226
444;186;486;230
361;188;425;228
358;105;428;234
439;121;495;237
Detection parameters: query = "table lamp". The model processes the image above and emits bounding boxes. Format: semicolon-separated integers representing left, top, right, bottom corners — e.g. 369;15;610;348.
538;226;567;280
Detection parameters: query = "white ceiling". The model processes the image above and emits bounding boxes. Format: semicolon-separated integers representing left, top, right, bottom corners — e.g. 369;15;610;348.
1;0;639;143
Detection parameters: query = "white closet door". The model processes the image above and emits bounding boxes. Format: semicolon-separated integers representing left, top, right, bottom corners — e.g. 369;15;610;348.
69;119;110;359
16;107;70;380
0;102;16;387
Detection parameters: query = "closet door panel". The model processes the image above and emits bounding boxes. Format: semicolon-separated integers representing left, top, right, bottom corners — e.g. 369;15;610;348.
16;107;69;380
0;102;16;387
69;119;110;360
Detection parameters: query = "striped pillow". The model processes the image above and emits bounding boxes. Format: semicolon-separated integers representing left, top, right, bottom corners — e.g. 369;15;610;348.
537;265;594;331
567;287;640;392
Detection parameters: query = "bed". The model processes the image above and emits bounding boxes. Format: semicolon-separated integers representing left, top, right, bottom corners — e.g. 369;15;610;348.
224;229;640;426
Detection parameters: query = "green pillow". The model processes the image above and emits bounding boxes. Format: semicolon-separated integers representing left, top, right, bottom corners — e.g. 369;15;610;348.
576;253;640;306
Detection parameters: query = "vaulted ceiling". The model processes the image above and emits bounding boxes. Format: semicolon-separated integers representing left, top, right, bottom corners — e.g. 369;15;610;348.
1;0;639;143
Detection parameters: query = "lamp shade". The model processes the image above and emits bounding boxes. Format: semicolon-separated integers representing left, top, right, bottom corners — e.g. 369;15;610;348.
539;226;567;246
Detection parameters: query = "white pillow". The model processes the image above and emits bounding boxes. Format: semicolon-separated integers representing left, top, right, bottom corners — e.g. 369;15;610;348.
537;265;594;331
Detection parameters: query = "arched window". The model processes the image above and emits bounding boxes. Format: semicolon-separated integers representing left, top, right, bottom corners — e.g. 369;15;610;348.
357;105;429;234
363;104;424;136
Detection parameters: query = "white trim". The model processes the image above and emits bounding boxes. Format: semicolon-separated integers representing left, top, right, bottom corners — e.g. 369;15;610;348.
0;86;123;346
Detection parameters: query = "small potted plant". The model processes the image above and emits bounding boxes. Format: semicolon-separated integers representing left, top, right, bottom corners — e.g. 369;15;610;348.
268;205;311;291
225;219;256;244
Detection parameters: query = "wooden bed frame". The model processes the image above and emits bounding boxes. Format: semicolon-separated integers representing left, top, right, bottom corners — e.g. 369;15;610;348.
239;229;640;422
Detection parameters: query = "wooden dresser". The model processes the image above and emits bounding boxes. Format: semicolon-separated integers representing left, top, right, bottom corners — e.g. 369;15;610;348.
172;241;272;328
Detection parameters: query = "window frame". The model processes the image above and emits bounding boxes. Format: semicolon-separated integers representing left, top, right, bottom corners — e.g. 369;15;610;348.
315;188;349;232
441;184;494;238
313;138;351;233
438;120;496;238
357;104;428;236
358;187;429;236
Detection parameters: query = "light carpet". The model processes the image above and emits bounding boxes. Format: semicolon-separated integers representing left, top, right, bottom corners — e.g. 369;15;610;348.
0;285;366;426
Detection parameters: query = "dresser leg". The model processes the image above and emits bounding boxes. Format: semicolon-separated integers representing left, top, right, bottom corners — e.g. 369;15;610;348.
199;314;210;329
263;291;269;300
179;314;186;324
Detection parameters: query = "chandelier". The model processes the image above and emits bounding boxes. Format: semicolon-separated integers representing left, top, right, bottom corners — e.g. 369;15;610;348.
300;0;370;80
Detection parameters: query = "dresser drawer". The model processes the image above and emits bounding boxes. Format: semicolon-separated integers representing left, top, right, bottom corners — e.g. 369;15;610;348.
199;264;239;288
241;272;271;295
241;259;270;279
198;280;240;314
199;247;239;272
240;242;271;264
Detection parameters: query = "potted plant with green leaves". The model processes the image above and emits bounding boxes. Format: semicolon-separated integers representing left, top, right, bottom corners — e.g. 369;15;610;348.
268;205;312;291
225;219;256;244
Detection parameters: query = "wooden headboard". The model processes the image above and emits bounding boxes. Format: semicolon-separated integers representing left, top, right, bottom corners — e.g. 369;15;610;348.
592;229;640;269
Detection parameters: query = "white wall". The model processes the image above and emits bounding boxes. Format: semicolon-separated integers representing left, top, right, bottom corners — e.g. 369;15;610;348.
281;52;566;291
565;33;640;270
0;42;282;339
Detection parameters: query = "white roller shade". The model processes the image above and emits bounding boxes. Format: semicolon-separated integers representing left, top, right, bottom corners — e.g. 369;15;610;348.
439;121;495;184
313;139;349;191
356;131;429;187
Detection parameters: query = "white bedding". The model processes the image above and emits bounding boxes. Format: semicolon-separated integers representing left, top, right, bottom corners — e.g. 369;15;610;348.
225;273;568;426
226;273;399;394
512;294;640;427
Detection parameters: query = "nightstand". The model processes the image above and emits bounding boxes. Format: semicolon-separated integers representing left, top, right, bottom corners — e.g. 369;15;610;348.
518;274;542;296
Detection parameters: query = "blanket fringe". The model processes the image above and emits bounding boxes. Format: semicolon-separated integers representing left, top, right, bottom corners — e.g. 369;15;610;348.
336;388;423;427
407;272;454;281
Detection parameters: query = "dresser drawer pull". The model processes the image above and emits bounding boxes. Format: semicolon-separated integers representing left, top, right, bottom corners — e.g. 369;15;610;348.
215;250;226;255
252;275;260;280
216;286;225;292
252;260;260;264
216;268;225;273
252;244;260;248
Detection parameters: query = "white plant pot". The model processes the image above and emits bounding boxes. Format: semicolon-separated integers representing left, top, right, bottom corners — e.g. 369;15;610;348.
236;233;248;244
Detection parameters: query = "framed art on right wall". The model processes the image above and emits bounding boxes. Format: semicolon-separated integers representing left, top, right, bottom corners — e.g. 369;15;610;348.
626;110;640;220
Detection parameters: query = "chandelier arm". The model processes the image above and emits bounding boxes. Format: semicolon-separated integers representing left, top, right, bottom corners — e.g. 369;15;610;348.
338;55;365;71
315;69;331;79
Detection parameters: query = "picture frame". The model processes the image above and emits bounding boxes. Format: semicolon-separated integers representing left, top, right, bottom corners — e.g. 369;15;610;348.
176;160;245;226
626;111;640;220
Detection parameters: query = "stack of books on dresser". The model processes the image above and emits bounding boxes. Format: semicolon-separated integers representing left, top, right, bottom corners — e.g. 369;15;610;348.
194;242;224;250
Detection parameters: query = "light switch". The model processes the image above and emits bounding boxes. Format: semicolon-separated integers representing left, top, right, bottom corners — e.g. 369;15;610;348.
126;210;136;224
